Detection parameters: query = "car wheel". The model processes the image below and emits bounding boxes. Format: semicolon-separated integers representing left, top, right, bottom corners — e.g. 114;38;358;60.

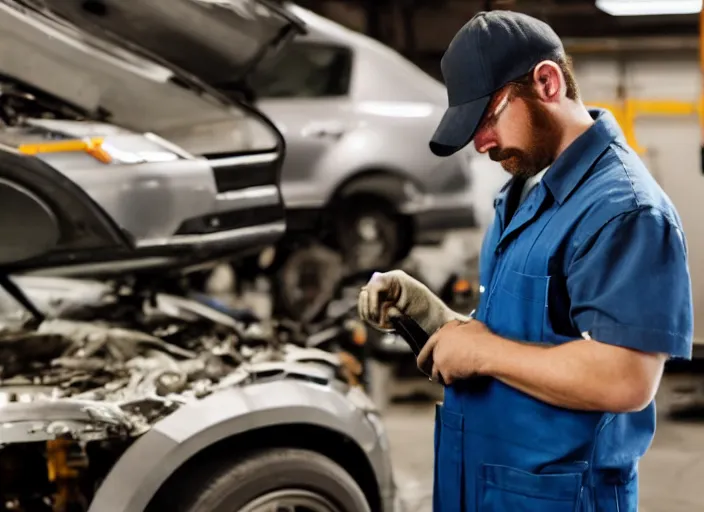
335;195;411;272
152;448;371;512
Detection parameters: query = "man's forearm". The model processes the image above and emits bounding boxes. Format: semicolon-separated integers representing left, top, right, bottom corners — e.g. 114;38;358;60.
477;333;663;413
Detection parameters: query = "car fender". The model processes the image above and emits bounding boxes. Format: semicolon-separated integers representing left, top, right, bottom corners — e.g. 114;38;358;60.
87;378;390;512
333;168;419;209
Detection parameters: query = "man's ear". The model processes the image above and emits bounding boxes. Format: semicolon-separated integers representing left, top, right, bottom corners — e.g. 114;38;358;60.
532;60;562;102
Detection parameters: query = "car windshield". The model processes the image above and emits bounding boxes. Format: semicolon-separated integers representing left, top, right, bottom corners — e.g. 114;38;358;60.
248;42;353;99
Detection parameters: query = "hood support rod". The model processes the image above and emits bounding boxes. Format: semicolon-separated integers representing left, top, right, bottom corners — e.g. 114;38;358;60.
0;274;45;324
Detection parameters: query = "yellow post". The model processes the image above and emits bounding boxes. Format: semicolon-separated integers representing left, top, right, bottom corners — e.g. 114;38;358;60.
700;9;704;133
697;9;704;172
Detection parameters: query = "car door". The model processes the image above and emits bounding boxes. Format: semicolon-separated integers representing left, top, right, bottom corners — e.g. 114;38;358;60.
250;41;355;210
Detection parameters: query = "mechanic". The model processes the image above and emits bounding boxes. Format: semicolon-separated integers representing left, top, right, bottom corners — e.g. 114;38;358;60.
357;9;693;512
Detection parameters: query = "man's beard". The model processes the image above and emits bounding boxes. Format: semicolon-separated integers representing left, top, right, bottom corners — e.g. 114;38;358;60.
488;98;562;179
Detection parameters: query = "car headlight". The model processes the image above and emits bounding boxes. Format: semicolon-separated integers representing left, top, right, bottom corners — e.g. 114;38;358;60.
13;130;186;166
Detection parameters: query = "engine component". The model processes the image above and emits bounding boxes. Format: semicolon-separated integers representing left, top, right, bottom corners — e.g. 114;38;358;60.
0;400;132;444
46;439;89;512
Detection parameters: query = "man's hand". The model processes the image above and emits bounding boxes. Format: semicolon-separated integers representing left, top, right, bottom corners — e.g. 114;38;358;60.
357;270;469;334
417;319;493;385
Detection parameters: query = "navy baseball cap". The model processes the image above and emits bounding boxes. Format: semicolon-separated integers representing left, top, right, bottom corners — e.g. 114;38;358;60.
429;10;565;157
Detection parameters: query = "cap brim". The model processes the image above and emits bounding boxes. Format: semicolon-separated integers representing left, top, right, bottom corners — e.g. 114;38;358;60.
429;95;491;157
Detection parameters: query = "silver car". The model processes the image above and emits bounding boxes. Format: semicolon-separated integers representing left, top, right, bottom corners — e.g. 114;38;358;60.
0;2;395;510
249;3;479;269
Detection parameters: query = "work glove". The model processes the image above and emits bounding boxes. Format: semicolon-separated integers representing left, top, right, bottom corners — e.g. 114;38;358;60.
357;269;470;335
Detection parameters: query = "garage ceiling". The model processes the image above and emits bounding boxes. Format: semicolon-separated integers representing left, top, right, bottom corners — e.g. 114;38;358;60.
292;0;700;75
296;0;700;37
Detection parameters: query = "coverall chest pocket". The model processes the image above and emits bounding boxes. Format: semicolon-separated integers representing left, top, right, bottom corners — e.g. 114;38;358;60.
487;269;550;343
478;464;585;512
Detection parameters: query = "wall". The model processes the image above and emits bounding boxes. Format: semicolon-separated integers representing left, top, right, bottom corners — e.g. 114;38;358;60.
573;50;704;344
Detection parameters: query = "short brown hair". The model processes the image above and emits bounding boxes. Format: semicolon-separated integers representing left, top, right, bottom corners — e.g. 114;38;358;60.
559;54;579;100
508;54;580;101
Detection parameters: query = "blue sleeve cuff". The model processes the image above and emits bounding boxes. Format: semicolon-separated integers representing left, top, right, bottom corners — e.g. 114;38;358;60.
582;313;692;360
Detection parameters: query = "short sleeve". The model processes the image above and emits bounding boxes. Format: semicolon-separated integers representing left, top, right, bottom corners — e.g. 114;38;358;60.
567;207;693;359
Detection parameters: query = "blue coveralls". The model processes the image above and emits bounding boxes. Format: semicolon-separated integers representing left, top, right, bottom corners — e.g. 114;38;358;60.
433;108;694;512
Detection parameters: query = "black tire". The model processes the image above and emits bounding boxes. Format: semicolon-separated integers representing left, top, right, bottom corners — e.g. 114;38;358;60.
334;195;411;272
153;448;371;512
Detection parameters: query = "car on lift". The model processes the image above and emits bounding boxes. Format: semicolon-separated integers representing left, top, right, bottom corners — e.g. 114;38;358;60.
0;1;395;511
249;3;479;271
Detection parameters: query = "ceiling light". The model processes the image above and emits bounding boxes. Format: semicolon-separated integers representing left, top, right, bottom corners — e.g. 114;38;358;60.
596;0;702;16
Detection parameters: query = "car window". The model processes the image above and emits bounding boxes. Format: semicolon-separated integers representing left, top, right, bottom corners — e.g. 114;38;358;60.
250;42;352;99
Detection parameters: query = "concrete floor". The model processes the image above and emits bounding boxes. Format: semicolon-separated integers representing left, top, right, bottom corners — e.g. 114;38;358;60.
381;377;704;512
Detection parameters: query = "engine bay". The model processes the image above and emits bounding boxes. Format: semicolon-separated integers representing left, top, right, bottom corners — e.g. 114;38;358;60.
0;277;353;512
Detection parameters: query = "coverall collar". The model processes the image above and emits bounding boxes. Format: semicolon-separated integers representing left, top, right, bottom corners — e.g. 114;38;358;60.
542;107;623;205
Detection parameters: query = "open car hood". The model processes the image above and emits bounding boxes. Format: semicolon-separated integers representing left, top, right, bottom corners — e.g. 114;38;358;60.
16;0;306;88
